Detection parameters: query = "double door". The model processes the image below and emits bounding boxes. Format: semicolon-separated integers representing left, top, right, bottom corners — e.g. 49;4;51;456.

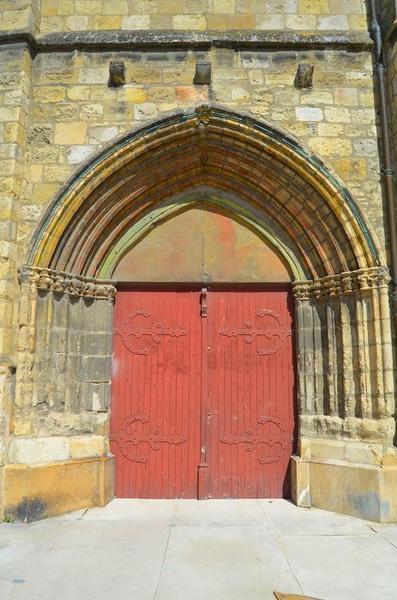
110;287;295;499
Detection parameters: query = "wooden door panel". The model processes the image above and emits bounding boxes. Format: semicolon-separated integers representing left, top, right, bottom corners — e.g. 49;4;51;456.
206;289;295;498
110;289;201;498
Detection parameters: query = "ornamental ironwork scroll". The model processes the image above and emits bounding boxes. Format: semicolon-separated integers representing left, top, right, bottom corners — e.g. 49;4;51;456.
114;309;188;356
218;308;291;355
220;416;288;464
110;415;187;464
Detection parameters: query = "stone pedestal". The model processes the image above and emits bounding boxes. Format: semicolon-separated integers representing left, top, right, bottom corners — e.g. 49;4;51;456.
292;439;397;522
2;456;114;522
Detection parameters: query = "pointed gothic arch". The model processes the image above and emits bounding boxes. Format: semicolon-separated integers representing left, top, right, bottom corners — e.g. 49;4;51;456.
15;106;394;520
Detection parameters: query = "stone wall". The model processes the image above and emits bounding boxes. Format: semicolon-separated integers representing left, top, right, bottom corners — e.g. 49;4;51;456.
1;0;397;521
20;47;383;258
36;0;368;34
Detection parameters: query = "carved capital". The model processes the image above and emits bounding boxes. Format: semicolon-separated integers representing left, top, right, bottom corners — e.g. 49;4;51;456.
19;266;116;300
293;267;391;300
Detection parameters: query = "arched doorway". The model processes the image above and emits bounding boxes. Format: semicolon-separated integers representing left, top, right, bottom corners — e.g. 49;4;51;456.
16;106;393;520
108;198;296;499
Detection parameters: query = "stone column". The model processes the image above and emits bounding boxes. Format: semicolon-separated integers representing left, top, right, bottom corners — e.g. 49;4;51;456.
3;266;116;521
292;266;397;522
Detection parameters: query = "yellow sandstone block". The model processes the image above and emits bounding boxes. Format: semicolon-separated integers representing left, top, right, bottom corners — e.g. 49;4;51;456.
41;0;59;17
75;0;102;15
33;86;65;103
70;435;105;460
298;0;329;14
67;85;90;101
95;15;122;29
308;137;352;157
120;87;147;103
103;0;128;14
173;15;207;30
213;0;235;12
54;122;87;144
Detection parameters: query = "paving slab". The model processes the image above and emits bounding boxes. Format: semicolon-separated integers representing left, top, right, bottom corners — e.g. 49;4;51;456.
0;518;170;600
156;525;302;600
173;498;271;528
261;499;375;536
280;533;397;600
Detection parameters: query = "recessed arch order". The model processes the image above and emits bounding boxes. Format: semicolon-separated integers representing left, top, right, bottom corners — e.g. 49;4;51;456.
27;105;384;282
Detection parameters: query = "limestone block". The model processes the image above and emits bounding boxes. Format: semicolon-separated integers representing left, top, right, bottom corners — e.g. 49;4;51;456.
317;123;344;137
295;106;323;121
80;382;110;412
309;439;346;461
0;106;19;121
58;0;74;16
291;456;311;508
318;15;349;29
1;8;31;31
9;436;71;465
300;91;333;104
66;145;95;164
81;356;111;383
286;14;316;29
88;126;118;144
133;103;159;121
27;125;53;146
330;0;364;13
79;67;109;84
121;15;150;29
70;435;105;459
42;164;71;183
231;87;250;102
256;14;285;29
324;106;351;123
80;103;103;120
66;16;89;31
344;442;382;466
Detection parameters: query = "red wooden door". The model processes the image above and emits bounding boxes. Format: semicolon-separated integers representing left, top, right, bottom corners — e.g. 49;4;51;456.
203;289;295;499
110;288;202;498
110;287;294;499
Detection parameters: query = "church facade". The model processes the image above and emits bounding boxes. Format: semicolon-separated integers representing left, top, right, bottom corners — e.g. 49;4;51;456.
1;0;397;521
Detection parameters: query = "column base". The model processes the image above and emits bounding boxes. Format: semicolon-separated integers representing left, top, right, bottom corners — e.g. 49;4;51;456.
291;450;397;522
1;456;114;522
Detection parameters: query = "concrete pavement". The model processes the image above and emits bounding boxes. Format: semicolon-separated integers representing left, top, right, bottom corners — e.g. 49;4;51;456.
1;499;397;600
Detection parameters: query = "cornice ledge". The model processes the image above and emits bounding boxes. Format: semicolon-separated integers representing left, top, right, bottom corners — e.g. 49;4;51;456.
0;30;372;55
